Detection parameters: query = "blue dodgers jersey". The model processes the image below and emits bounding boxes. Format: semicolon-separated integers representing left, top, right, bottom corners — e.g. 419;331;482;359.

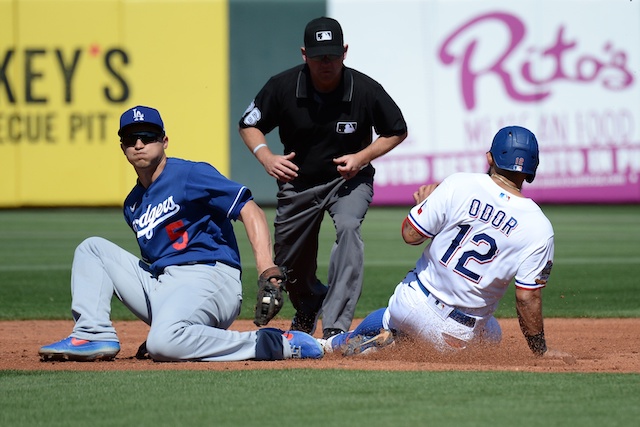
123;158;252;275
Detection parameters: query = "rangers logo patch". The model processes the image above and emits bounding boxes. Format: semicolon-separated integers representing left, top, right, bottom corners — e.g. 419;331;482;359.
535;260;554;284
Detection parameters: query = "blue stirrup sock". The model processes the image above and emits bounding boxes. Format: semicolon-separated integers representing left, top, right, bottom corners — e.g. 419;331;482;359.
352;307;387;336
330;307;387;349
255;328;285;360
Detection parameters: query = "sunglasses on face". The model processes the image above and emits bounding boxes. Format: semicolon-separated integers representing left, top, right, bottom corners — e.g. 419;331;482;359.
120;131;163;147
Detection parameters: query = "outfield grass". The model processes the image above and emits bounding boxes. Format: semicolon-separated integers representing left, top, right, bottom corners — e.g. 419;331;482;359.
0;205;638;320
1;370;639;427
0;205;638;427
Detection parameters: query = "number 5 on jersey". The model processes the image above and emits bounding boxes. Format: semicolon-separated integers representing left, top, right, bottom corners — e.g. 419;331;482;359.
166;220;189;250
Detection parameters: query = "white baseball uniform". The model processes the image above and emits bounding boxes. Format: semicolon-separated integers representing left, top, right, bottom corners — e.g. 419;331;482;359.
382;172;554;351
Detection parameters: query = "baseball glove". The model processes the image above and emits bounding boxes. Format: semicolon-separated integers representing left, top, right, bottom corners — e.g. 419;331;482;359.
253;266;288;327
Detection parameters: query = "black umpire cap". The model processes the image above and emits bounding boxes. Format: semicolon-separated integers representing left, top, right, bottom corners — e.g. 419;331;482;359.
304;17;345;58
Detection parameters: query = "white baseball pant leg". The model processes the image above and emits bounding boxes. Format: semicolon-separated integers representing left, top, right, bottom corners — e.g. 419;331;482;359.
383;277;502;352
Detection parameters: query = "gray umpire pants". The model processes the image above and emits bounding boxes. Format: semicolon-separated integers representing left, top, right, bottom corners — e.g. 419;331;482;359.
274;175;374;332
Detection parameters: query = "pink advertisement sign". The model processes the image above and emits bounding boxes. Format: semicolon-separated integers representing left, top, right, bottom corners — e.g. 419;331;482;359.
333;0;640;205
372;145;640;205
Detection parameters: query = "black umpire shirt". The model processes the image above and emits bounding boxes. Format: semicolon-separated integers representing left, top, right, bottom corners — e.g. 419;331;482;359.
240;64;407;185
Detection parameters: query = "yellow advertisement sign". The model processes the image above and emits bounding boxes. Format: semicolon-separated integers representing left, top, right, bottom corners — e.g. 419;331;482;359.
0;0;228;207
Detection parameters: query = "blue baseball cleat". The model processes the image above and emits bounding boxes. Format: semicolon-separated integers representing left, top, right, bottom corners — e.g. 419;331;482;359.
39;337;120;362
283;330;324;359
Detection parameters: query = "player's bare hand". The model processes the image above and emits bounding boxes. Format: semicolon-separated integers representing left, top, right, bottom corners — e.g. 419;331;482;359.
261;152;299;182
333;154;364;180
413;183;440;204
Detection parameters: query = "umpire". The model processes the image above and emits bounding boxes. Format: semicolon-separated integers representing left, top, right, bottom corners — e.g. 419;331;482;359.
239;17;408;339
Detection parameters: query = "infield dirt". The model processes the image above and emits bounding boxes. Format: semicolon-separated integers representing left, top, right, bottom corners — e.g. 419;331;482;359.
1;318;638;373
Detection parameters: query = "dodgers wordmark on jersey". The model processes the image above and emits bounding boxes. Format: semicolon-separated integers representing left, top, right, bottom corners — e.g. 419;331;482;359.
407;172;554;315
123;158;252;276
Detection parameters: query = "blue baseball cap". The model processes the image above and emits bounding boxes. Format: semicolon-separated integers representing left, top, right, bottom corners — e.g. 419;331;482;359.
118;105;165;136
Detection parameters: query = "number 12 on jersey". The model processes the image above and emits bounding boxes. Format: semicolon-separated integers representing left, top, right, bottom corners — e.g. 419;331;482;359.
439;224;498;283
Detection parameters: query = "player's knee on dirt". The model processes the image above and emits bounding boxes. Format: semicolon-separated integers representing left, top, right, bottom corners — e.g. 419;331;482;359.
145;323;192;361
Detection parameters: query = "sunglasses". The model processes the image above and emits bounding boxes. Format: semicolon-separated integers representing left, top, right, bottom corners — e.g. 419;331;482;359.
120;131;163;147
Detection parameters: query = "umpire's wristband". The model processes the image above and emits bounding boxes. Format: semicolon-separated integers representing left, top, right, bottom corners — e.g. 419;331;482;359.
252;143;267;154
525;331;548;356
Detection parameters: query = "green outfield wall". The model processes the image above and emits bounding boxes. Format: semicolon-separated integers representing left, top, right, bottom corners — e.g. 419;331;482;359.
229;0;324;205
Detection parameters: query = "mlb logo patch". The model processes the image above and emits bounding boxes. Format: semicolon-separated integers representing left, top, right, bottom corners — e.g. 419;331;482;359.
336;122;357;134
316;31;333;41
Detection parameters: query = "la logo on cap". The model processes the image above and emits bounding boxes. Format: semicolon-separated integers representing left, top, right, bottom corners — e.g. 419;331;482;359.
132;108;145;122
316;31;333;41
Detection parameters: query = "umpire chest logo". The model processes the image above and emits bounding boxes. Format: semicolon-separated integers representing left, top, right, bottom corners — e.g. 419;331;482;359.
336;122;357;134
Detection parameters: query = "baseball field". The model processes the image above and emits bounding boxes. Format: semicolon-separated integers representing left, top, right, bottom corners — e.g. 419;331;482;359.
1;205;639;426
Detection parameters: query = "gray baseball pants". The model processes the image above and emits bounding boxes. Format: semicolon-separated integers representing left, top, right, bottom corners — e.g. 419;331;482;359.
68;237;291;361
274;175;374;332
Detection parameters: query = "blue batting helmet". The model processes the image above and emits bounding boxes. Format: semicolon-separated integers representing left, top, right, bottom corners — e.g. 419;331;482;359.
490;126;539;183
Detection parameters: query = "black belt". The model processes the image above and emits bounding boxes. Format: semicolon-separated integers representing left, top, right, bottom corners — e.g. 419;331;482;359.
415;279;476;328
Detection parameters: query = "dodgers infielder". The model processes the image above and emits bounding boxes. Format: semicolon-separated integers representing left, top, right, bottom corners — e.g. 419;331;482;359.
325;126;571;359
39;105;323;362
